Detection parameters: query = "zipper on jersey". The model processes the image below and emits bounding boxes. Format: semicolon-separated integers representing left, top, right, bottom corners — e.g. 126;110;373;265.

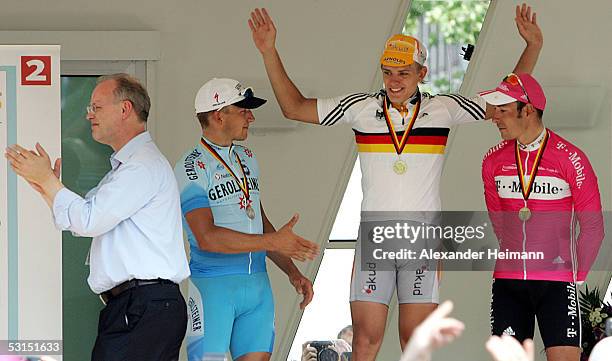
248;208;254;274
230;147;254;275
522;150;530;280
522;214;527;280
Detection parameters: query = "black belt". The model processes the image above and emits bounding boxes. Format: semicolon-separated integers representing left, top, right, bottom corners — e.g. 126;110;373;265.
99;278;175;305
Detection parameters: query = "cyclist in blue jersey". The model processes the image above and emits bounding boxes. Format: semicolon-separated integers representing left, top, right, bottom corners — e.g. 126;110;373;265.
174;78;320;361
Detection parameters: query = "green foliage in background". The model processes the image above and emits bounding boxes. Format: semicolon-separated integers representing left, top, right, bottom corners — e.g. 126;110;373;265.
402;0;490;94
403;0;489;46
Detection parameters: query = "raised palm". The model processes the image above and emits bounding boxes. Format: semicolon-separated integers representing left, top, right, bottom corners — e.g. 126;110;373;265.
249;8;277;54
515;3;543;47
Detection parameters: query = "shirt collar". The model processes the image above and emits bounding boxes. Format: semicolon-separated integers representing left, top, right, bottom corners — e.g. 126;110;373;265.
408;88;421;105
518;127;547;152
382;88;421;112
200;135;234;158
110;131;151;169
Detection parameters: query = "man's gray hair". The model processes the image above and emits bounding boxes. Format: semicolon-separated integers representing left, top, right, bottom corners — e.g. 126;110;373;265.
97;73;151;122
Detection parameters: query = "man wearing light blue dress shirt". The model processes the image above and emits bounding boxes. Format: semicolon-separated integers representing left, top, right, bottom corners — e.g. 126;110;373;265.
5;73;190;361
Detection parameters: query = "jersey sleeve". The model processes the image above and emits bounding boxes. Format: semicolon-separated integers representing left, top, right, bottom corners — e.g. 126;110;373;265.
482;153;505;242
174;156;210;214
563;147;604;280
317;92;373;127
435;93;487;126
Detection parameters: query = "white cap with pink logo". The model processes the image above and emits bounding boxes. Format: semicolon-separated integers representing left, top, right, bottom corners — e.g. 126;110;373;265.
195;78;266;113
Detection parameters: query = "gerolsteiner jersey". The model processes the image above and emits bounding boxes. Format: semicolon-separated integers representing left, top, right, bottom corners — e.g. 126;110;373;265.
175;137;265;277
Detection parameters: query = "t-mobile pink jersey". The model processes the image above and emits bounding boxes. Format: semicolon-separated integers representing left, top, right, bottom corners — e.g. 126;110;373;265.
482;129;604;282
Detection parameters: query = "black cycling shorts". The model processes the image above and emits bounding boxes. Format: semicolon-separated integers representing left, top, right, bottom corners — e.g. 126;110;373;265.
490;278;581;348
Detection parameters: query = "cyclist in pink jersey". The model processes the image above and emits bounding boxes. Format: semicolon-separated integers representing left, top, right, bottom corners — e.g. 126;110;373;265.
480;73;604;361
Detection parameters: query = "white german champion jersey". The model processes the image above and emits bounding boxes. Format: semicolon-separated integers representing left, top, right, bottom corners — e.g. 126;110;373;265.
317;89;486;212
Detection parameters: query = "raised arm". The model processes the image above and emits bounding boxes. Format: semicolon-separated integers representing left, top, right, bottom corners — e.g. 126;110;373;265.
249;8;319;124
486;3;543;119
512;3;543;74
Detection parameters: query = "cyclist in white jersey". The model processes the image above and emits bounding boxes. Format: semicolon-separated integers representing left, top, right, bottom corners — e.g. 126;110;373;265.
249;4;543;361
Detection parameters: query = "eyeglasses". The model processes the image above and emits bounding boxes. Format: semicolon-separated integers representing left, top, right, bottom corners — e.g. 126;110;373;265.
86;99;130;114
86;104;101;114
503;73;531;104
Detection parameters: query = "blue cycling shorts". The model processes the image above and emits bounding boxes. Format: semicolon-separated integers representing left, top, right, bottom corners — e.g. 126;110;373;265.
186;272;275;360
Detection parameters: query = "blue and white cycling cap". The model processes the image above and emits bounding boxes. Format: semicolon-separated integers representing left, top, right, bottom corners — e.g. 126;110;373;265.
195;78;267;113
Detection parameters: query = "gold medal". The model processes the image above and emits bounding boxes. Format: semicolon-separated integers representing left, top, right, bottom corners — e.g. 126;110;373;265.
518;207;531;221
393;159;407;174
246;204;256;220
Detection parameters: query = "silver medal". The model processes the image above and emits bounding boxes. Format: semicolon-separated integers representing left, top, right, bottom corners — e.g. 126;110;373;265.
518;207;531;221
246;204;256;220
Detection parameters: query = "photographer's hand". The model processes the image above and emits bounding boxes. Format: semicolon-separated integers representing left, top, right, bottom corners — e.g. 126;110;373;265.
301;342;317;361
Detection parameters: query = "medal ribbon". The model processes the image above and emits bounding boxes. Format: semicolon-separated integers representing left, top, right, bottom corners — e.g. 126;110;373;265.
514;130;549;201
200;138;250;200
382;93;421;155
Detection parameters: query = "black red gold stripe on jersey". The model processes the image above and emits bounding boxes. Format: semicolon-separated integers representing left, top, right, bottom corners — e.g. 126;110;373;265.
200;138;250;201
382;95;421;155
514;130;549;200
354;128;449;154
